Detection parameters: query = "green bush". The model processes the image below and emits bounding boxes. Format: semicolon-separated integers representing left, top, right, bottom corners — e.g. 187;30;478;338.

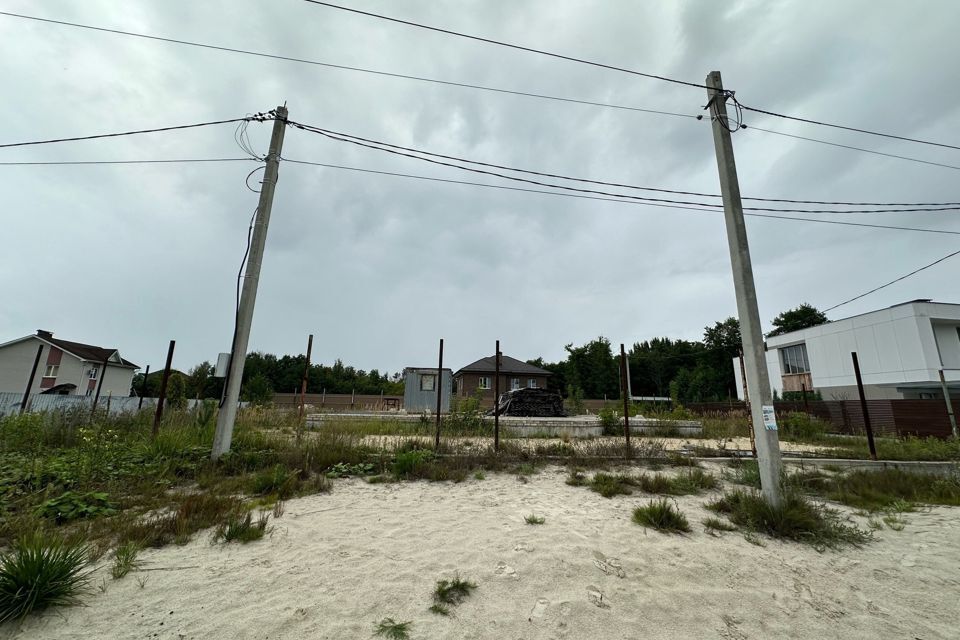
392;449;434;478
779;412;828;441
35;491;117;524
0;534;90;622
597;406;619;435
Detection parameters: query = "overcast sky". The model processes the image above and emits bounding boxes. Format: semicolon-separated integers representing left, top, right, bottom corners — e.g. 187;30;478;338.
2;0;959;377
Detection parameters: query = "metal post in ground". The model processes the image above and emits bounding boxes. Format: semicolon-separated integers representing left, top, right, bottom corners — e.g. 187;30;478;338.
435;338;444;450
138;365;150;410
739;352;756;458
620;343;631;455
212;106;288;460
19;344;43;415
91;356;109;418
298;334;313;420
494;340;501;452
153;340;176;437
851;352;878;460
706;71;782;506
939;369;958;438
801;382;810;413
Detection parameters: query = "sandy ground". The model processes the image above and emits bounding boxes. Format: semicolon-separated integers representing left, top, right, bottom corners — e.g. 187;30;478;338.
8;464;959;640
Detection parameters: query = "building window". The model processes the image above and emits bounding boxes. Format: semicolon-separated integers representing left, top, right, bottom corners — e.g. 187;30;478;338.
478;377;491;390
420;374;436;391
781;344;810;374
43;365;59;378
510;378;520;390
528;379;537;388
88;366;99;380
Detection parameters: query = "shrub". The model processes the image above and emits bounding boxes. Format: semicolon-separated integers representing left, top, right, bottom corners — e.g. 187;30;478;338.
0;534;90;622
392;449;434;478
779;412;828;441
632;498;691;533
597;406;619;434
35;491;117;524
524;514;545;525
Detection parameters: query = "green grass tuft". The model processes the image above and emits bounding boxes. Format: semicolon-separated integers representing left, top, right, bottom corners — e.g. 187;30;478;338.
374;617;412;639
706;489;871;549
632;498;691;533
110;541;141;579
213;512;271;544
524;514;546;525
433;573;477;606
428;603;450;616
589;472;636;498
823;469;960;512
702;516;737;533
0;534;90;622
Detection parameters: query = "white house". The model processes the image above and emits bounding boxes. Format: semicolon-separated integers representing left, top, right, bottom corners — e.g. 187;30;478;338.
0;330;139;398
734;300;960;400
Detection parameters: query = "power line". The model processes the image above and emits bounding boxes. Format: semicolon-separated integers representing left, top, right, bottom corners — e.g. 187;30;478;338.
281;157;960;236
0;11;698;121
0;158;255;166
823;247;960;312
739;102;960;153
0;116;266;149
301;1;709;90
746;125;960;172
291;121;960;213
297;122;960;208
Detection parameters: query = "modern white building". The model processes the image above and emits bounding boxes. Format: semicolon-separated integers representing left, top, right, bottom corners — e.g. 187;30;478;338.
734;300;960;400
0;330;139;398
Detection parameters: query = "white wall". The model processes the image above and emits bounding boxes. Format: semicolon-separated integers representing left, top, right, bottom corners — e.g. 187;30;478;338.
0;339;46;393
733;302;960;399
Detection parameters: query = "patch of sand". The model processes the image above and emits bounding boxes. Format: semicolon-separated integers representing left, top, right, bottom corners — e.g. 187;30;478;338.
10;465;958;639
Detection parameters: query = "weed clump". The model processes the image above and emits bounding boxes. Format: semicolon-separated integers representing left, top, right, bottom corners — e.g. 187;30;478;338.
589;473;636;498
524;514;545;525
0;534;90;622
213;512;271;544
702;516;737;534
433;573;477;607
111;541;141;579
706;489;870;549
632;498;691;533
374;617;412;639
824;468;960;511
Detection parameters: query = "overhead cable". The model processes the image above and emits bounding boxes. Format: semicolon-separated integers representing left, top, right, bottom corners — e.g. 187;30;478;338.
745;126;960;172
281;158;960;237
0;115;270;149
291;121;960;213
295;122;960;207
0;11;697;121
300;1;710;90
0;158;255;165
823;248;960;312
740;102;960;153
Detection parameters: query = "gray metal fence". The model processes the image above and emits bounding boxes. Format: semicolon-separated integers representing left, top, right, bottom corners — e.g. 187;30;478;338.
0;392;207;418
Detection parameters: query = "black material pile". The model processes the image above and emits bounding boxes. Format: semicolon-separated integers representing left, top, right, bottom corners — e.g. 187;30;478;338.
488;388;567;417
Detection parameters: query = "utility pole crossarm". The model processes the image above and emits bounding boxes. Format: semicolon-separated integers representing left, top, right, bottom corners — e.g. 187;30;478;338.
212;105;288;460
706;72;783;506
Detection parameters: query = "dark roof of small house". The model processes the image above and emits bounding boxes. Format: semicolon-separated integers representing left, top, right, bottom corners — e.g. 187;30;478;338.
454;355;551;377
43;336;139;369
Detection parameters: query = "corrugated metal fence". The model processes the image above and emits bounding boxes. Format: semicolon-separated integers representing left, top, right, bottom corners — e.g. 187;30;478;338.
685;400;955;438
0;392;204;418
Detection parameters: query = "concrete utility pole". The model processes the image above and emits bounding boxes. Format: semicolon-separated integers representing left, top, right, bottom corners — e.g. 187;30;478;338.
213;106;288;460
706;71;782;506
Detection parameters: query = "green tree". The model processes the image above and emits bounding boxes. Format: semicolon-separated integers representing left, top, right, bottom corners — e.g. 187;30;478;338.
242;373;274;406
768;303;828;337
166;373;188;410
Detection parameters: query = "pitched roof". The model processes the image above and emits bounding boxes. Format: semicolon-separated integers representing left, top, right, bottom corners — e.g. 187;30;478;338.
0;331;139;369
454;355;552;377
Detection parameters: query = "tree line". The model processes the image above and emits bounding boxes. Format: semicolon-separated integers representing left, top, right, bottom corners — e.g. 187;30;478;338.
528;303;827;403
132;352;404;404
